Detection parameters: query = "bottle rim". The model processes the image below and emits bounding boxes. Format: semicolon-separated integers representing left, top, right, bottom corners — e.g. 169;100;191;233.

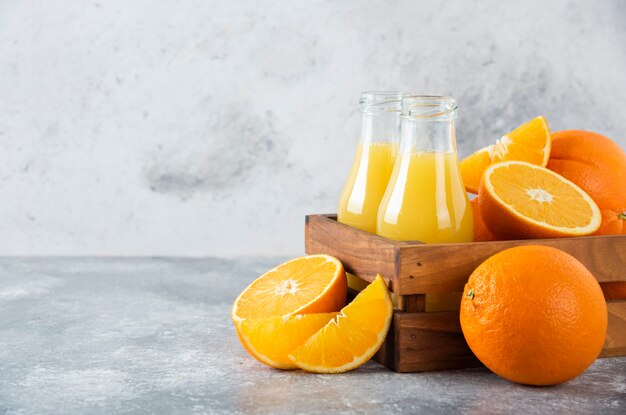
359;91;407;114
401;95;457;119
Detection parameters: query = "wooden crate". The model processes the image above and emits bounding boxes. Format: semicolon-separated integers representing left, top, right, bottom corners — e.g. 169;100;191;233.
305;214;626;373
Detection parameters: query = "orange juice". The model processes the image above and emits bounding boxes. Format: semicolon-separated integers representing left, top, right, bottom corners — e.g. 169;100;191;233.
338;142;398;233
377;151;473;243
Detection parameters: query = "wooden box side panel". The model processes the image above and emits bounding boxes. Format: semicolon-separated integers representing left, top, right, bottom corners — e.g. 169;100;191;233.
602;301;626;357
373;311;481;373
396;236;626;295
305;214;398;286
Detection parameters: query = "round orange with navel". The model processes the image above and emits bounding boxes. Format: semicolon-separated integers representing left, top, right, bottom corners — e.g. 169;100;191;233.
460;245;608;386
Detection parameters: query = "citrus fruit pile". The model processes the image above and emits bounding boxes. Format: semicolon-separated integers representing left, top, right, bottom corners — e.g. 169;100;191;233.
460;245;608;386
232;254;393;373
461;118;626;240
460;118;626;299
231;118;621;386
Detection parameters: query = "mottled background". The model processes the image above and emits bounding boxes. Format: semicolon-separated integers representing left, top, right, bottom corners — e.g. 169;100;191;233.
1;0;625;256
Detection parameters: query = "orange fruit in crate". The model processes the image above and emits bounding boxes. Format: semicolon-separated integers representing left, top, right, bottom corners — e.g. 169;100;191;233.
460;116;551;193
547;130;626;217
231;255;347;324
238;313;338;369
470;198;495;242
546;130;626;299
478;161;601;239
460;245;607;386
288;274;393;373
597;208;626;235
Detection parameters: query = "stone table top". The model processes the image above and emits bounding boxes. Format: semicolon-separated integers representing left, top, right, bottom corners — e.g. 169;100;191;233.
0;257;624;414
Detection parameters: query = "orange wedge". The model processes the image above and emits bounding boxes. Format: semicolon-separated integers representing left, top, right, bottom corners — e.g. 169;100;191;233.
231;255;347;324
460;116;551;193
238;313;338;369
288;274;393;374
478;161;601;239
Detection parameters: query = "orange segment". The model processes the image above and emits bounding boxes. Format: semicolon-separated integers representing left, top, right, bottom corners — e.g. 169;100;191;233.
231;255;347;324
288;274;393;373
237;313;338;370
460;116;551;193
478;161;601;239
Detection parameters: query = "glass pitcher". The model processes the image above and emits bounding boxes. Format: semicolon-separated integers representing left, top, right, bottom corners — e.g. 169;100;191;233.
338;91;405;234
376;95;473;311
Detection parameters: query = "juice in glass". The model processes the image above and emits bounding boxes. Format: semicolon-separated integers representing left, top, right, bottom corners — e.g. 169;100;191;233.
338;92;405;234
338;141;398;233
377;151;473;243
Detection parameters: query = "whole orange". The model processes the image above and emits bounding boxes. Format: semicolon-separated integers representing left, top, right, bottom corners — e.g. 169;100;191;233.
597;208;626;235
460;245;607;386
547;130;626;220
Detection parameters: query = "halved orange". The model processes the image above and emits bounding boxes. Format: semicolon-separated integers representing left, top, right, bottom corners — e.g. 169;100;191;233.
288;274;393;373
478;161;601;239
231;255;347;324
238;313;338;369
460;116;551;193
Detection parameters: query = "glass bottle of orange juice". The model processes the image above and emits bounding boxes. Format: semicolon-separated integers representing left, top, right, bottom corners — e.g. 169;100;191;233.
377;95;473;311
338;92;405;233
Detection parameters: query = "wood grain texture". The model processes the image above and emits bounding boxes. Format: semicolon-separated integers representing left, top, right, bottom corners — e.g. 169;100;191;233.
305;215;398;288
397;294;426;312
396;236;626;294
372;311;481;372
601;300;626;357
306;214;626;295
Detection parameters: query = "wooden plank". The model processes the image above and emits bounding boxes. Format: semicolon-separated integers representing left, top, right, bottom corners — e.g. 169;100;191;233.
305;214;398;288
393;312;481;373
396;236;626;295
397;294;426;312
373;317;396;370
601;301;626;357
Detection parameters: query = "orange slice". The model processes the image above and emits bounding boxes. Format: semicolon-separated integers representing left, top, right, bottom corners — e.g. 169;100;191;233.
460;116;551;193
288;274;393;373
231;255;347;324
238;313;338;369
478;161;601;239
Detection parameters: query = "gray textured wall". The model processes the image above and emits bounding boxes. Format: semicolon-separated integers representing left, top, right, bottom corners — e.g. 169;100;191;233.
1;0;625;256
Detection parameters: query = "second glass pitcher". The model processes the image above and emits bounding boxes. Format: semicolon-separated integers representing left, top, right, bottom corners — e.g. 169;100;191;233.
377;95;473;243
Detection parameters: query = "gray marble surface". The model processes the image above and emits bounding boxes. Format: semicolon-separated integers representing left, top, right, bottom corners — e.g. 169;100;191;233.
0;257;624;414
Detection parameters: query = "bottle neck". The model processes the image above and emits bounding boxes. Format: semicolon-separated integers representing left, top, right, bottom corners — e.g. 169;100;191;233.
399;96;457;153
358;91;405;144
400;116;456;153
360;111;402;144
